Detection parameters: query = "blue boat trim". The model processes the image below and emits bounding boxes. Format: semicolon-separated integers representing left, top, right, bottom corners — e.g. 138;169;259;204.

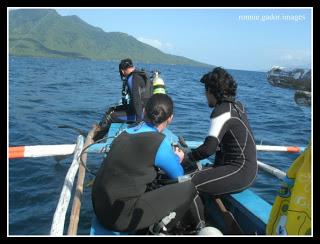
230;189;272;225
87;123;183;153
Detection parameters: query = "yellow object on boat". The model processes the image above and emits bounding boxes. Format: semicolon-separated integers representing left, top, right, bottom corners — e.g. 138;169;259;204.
266;142;311;235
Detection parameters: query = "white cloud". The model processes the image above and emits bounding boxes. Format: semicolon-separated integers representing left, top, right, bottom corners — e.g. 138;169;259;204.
137;37;173;51
280;49;310;61
277;49;311;67
280;54;294;61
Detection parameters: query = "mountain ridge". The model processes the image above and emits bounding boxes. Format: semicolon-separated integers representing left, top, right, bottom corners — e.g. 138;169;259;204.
9;9;212;67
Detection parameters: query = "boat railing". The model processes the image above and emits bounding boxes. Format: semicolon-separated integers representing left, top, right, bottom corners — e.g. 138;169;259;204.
49;124;96;236
67;125;96;235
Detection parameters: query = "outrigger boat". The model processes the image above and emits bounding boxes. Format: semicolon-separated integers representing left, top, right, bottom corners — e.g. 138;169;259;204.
9;122;308;236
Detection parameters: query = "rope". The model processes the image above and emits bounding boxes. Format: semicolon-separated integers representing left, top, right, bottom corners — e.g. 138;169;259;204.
79;136;116;176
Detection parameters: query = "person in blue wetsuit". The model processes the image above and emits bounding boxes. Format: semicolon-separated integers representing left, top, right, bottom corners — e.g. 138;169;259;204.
93;58;153;142
186;67;258;196
92;94;205;233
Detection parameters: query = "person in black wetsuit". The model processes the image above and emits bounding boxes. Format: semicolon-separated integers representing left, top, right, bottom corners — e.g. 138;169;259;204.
93;58;153;141
92;94;205;233
186;67;257;196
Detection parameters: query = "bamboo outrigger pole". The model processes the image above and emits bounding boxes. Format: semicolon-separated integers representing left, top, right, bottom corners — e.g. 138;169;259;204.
8;143;305;159
257;160;286;181
67;124;97;235
50;135;84;236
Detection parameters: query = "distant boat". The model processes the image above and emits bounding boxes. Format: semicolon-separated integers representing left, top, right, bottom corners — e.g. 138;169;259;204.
266;66;311;91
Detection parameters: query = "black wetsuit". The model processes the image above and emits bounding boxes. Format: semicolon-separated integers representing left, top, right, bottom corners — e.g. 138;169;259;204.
188;101;257;196
120;70;152;121
94;70;152;141
92;124;204;233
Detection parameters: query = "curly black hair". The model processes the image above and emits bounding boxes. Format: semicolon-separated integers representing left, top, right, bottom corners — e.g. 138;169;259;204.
200;67;237;103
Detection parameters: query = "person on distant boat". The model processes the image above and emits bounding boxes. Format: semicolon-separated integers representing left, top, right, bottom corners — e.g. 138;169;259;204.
92;94;205;233
93;58;153;142
185;67;257;196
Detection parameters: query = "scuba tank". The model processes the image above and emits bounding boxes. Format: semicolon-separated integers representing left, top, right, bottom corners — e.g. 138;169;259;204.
151;71;166;94
121;70;166;106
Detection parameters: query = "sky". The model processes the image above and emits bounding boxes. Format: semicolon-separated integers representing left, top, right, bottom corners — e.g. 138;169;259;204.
55;8;312;71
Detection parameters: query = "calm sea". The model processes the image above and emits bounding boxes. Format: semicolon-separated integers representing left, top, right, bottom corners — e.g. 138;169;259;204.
8;57;311;235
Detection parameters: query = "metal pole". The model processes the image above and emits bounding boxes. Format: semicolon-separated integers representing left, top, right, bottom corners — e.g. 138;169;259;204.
257;160;286;181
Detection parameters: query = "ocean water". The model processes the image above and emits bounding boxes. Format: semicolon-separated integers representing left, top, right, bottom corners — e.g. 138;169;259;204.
8;57;311;235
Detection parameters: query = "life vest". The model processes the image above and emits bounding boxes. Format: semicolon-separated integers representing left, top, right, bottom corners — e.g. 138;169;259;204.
266;142;311;235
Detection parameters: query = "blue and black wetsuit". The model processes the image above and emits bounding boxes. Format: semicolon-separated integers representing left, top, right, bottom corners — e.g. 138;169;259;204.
92;122;204;232
122;70;152;121
94;70;152;141
188;101;258;196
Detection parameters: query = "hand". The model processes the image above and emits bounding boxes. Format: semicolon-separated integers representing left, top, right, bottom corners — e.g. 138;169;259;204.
181;152;198;173
92;124;101;141
92;123;106;142
174;146;185;163
179;145;191;155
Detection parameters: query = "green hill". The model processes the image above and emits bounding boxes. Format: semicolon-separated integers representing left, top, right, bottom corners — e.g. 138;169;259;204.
9;9;212;67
